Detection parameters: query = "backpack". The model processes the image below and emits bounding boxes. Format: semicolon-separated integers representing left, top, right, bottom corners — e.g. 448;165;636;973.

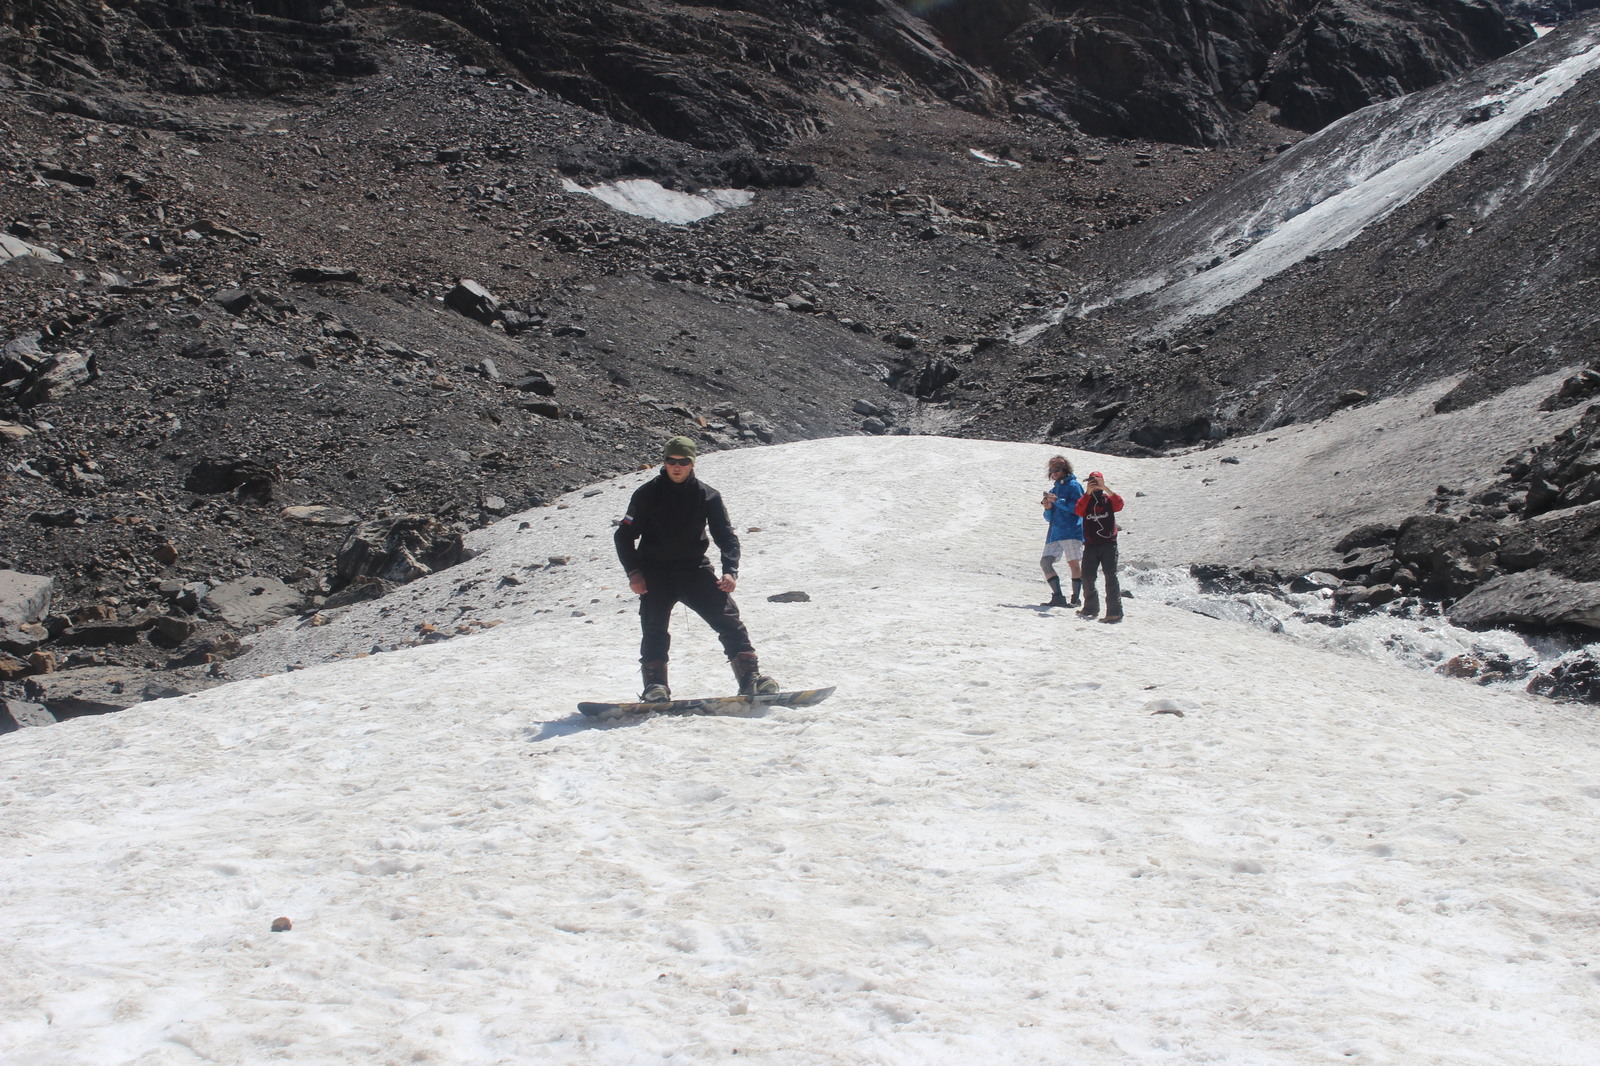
1082;495;1118;541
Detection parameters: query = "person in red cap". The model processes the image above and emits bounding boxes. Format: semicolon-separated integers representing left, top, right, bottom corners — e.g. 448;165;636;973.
1074;470;1124;623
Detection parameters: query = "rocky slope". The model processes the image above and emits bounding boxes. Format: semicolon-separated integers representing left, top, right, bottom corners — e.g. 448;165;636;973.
0;0;1569;725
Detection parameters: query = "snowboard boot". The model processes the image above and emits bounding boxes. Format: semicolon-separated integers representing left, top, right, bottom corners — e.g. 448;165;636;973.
731;651;779;697
1044;576;1069;608
641;660;670;703
1069;578;1082;607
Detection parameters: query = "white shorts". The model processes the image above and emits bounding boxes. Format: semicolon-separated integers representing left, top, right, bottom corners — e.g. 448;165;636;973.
1043;539;1084;562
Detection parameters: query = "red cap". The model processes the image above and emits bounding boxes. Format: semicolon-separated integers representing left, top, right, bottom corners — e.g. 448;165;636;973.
1088;471;1104;480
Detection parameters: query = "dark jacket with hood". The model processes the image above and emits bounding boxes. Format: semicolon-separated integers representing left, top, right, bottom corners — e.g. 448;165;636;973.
615;471;741;576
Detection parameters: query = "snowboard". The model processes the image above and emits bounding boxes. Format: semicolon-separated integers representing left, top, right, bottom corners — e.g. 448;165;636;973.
578;686;835;720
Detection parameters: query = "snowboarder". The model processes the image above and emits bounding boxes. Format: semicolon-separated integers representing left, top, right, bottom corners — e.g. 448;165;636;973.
614;435;778;703
1040;454;1085;607
1074;470;1125;623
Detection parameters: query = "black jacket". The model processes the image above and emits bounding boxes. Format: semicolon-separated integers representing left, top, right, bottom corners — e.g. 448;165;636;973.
615;472;741;575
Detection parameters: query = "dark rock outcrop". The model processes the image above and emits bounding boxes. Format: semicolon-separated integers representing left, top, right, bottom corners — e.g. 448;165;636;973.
918;0;1531;146
0;0;379;95
1448;570;1600;630
335;515;468;588
1266;0;1535;132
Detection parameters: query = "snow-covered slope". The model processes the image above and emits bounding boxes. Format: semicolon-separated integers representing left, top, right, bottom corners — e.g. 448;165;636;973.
3;429;1600;1065
1019;17;1600;340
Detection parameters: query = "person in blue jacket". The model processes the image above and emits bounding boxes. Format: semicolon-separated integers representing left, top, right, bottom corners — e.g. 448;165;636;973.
1039;454;1085;607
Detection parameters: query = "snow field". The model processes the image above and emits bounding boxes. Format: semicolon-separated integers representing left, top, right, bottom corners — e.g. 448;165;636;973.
1;434;1599;1064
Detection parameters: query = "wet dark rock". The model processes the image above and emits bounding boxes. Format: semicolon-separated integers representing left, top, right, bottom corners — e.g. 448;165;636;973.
1341;582;1401;607
1527;651;1600;702
1448;570;1600;631
1336;523;1399;553
1288;570;1343;593
1193;562;1285;595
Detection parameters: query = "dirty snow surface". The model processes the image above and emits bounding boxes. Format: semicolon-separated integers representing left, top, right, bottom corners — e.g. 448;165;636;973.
4;427;1600;1066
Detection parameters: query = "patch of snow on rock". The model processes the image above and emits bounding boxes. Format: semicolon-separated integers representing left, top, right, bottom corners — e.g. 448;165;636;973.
561;177;755;224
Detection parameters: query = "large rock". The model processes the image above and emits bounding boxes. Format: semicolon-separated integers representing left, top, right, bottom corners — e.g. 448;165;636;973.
0;338;98;408
334;515;467;588
0;570;54;626
1527;650;1600;703
0;697;55;733
0;233;64;264
1448;571;1600;631
444;279;501;325
22;666;154;718
206;576;305;628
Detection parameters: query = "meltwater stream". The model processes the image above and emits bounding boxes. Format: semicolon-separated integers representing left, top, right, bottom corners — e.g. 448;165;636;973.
1124;566;1593;696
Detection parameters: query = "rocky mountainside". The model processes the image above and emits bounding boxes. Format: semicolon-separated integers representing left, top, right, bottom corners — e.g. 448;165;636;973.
0;0;1574;724
958;15;1600;655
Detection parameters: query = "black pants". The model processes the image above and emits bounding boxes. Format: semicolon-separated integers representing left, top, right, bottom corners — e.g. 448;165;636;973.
638;563;754;663
1081;541;1122;618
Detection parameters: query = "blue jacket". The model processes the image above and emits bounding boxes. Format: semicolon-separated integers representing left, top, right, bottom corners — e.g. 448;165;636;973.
1044;476;1084;541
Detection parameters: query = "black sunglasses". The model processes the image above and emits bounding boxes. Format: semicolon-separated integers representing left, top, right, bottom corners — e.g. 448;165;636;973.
664;457;693;467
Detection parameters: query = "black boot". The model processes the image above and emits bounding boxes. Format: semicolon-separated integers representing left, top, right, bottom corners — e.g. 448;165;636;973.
641;660;670;703
1044;576;1069;607
1070;577;1082;606
731;651;779;697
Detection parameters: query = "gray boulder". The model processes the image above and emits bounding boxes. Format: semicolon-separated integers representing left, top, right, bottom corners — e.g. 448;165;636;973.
0;570;53;626
23;666;152;718
1448;571;1600;631
0;698;55;733
206;576;305;628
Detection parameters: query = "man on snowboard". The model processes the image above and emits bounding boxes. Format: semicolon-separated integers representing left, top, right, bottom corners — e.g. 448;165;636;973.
614;436;779;703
